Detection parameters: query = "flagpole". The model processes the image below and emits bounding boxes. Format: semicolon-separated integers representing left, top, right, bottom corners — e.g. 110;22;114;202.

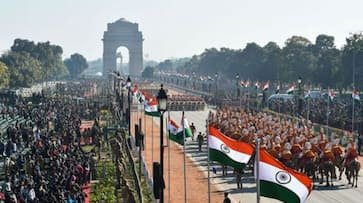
151;112;154;164
352;90;355;135
182;111;187;203
136;97;139;132
352;51;356;134
277;83;281;120
239;89;241;108
143;102;146;156
256;138;261;203
307;95;310;121
247;83;250;110
167;110;171;203
327;89;330;138
206;119;211;203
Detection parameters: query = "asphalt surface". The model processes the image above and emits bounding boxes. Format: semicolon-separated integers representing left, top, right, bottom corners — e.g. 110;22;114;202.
168;109;363;203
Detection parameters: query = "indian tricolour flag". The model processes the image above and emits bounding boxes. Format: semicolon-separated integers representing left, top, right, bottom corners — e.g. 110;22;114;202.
240;80;250;88
256;148;313;203
262;82;269;91
328;90;336;100
208;125;254;169
240;80;246;87
275;85;280;94
352;90;360;101
287;84;295;94
167;117;192;145
144;100;160;117
255;82;261;89
132;85;138;96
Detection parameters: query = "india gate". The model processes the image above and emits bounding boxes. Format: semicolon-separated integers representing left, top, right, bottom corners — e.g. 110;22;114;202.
103;18;143;76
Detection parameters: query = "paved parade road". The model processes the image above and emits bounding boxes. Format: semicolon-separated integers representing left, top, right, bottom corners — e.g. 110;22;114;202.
168;109;363;203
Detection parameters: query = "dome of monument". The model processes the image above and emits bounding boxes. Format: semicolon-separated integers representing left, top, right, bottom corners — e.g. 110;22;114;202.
115;18;132;23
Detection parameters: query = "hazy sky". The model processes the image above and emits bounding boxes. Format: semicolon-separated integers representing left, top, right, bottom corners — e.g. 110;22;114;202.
1;0;363;62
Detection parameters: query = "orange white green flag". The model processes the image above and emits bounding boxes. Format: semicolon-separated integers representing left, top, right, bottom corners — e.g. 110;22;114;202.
287;84;295;94
208;125;254;169
144;100;160;117
167;116;192;145
256;148;313;203
352;90;360;101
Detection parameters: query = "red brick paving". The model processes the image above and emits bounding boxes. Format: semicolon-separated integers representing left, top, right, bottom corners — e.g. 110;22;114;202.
131;112;224;203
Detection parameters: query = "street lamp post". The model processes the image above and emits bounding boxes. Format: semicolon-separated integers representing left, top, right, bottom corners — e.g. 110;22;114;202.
121;84;126;125
126;76;132;141
115;73;122;122
235;73;240;98
298;76;302;116
214;73;218;93
214;73;218;106
157;84;168;203
192;71;196;90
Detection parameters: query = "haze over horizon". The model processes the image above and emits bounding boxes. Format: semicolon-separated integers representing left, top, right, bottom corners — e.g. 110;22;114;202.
1;0;363;62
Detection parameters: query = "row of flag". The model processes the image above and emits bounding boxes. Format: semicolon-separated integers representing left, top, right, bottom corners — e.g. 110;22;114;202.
133;85;194;145
132;84;354;203
208;125;312;203
238;80;361;100
163;114;312;202
240;81;270;91
240;81;296;94
132;85;162;117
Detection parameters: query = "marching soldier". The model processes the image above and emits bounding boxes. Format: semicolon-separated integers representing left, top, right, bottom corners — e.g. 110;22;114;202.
190;122;196;141
197;132;204;152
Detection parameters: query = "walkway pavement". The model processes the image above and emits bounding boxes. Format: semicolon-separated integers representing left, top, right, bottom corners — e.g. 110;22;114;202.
167;110;363;203
131;110;224;203
131;101;363;202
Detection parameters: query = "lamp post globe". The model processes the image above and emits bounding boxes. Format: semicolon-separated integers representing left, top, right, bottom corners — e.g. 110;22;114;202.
297;76;303;115
126;76;132;146
235;73;240;98
157;83;167;203
126;76;132;88
157;84;168;112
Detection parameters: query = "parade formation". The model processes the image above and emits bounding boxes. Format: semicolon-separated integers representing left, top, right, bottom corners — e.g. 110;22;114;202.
2;2;363;202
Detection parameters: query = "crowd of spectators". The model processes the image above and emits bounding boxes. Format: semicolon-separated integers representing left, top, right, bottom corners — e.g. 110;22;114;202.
268;97;363;132
0;81;101;202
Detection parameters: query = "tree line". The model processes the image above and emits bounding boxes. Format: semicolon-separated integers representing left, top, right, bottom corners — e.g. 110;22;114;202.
0;39;88;88
151;33;363;90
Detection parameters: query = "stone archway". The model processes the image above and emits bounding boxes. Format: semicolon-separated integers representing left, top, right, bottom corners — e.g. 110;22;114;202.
103;18;143;76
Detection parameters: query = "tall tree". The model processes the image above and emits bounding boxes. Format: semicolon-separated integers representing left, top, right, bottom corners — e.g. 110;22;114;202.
177;55;199;74
239;43;266;80
341;33;363;89
156;59;173;72
11;39;69;80
281;36;316;82
263;42;282;82
64;53;88;78
0;52;42;87
312;35;341;88
0;62;10;89
142;66;155;78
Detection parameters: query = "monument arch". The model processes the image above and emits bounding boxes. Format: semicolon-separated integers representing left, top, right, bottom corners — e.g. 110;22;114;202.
103;18;143;76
